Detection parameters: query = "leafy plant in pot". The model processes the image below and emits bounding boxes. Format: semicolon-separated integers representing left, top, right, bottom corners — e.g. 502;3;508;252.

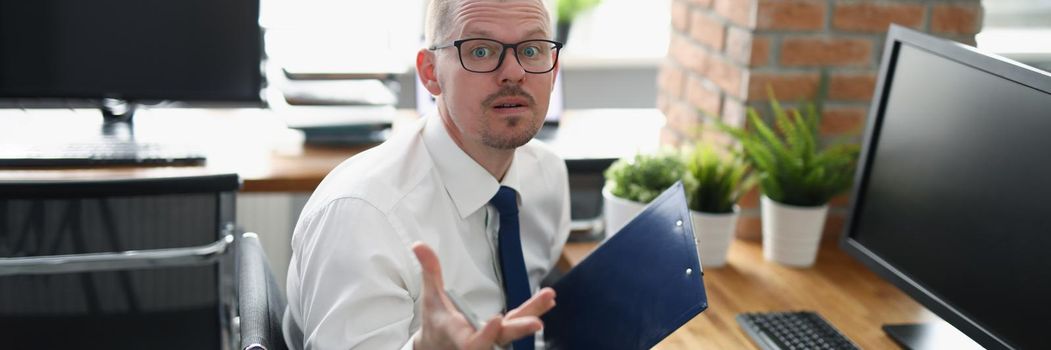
602;151;697;236
556;0;601;43
602;146;754;267
684;144;754;267
719;88;860;267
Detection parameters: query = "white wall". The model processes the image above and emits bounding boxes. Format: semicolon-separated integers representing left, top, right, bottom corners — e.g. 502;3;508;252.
236;192;310;291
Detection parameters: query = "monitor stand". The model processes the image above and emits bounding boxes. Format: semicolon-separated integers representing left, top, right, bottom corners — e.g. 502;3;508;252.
883;322;984;350
100;98;137;141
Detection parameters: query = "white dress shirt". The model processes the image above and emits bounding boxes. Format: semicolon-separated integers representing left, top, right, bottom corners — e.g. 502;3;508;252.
284;115;571;349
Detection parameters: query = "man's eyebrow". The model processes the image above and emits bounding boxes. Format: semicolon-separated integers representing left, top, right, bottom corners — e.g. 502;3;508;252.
462;29;495;38
523;28;548;39
461;28;550;41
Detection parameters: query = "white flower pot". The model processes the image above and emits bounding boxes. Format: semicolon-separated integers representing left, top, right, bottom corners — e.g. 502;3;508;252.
602;186;646;238
760;195;829;267
690;208;739;268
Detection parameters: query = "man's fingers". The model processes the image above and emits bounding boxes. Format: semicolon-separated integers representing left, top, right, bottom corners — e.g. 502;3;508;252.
411;242;445;296
505;287;556;319
497;316;543;345
466;316;503;350
413;242;550;349
496;287;554;345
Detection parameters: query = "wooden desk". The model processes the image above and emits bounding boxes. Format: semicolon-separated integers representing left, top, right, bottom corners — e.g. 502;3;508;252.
560;239;938;349
0;108;386;191
0;108;663;193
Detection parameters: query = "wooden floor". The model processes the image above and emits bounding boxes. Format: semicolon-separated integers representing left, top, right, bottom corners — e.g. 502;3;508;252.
561;239;937;349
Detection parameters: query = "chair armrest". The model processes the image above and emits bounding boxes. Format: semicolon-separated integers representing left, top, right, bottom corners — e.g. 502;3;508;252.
0;233;234;276
238;232;289;350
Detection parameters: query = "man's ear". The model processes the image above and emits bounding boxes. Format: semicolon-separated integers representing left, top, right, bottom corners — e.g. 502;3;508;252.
416;49;443;96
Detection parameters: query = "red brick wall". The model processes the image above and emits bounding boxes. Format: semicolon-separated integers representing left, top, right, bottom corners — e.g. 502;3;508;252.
657;0;983;241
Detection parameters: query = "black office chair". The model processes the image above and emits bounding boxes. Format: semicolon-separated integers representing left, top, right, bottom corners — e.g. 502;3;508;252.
236;232;290;350
0;174;241;350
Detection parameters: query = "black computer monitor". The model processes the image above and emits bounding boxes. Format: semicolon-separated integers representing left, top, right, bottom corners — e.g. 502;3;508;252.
841;25;1051;350
0;0;263;118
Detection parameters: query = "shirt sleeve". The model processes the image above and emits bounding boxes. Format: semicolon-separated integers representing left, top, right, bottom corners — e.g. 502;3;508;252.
290;197;420;350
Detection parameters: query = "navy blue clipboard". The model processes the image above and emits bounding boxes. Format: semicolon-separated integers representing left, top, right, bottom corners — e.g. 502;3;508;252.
542;182;709;349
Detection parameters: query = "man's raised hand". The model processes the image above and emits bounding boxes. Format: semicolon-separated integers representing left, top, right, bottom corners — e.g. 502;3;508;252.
411;242;556;349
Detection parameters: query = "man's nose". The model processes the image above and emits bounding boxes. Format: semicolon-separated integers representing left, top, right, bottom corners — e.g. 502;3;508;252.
496;48;527;84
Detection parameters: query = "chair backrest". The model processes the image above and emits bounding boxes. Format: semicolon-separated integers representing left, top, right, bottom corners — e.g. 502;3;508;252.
237;232;289;350
0;174;241;350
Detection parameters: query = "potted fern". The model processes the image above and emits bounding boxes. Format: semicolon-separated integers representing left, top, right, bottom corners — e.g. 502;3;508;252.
684;144;754;267
720;89;860;267
602;151;696;236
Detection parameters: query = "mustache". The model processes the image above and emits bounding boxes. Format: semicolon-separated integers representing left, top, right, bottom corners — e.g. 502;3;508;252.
481;85;535;107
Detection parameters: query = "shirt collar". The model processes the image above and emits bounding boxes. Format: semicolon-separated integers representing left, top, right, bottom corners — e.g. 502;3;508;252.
422;113;524;219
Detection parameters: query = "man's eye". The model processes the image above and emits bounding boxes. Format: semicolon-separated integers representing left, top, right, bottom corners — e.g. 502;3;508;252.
522;46;539;57
471;47;491;58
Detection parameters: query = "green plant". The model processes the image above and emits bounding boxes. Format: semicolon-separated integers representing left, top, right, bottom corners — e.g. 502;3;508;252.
604;151;698;205
719;88;860;207
557;0;602;24
685;144;755;214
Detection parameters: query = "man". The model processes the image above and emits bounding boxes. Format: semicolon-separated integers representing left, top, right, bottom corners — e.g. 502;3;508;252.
283;0;570;348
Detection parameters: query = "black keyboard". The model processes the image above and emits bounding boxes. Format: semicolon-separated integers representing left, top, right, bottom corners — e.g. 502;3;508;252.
0;141;206;167
737;311;860;350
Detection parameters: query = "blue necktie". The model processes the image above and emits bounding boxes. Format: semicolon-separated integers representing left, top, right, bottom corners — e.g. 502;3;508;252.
490;186;533;350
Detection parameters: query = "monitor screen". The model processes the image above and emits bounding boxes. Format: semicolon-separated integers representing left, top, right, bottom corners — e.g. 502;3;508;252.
842;26;1051;350
0;0;263;103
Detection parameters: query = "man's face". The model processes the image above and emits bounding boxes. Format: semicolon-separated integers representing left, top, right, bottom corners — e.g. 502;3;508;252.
426;0;556;150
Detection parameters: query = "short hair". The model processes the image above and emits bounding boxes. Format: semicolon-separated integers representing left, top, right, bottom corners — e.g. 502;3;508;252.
424;0;456;48
424;0;550;47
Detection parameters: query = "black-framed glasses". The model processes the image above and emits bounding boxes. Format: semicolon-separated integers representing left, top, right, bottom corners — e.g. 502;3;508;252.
430;38;564;74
